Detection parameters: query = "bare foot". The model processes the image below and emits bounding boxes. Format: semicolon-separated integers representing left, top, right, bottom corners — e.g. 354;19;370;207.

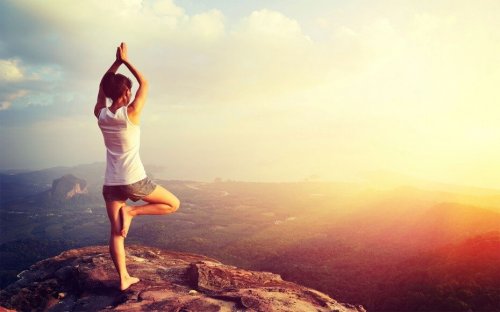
119;205;134;238
120;275;140;291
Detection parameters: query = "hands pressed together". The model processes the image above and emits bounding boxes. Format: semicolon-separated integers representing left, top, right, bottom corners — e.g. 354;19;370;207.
116;42;128;63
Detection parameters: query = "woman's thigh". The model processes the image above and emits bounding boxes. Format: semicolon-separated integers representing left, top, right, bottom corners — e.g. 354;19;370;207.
141;184;180;208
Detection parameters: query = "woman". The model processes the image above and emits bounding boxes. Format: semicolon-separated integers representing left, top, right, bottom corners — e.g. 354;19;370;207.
94;42;180;291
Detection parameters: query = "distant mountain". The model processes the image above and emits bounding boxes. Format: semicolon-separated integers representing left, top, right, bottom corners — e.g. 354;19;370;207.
412;203;500;246
0;163;102;204
330;186;500;252
251;231;500;312
373;232;500;312
50;174;88;201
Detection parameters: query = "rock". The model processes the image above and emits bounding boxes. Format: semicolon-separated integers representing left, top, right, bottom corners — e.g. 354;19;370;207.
0;245;365;312
51;174;88;200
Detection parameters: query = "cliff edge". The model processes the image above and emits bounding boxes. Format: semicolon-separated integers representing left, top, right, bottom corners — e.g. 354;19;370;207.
0;245;365;312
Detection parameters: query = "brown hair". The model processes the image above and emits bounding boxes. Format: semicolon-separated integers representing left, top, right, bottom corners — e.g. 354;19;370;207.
101;72;132;101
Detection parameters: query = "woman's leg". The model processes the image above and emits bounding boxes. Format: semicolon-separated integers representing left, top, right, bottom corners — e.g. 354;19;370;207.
120;185;180;237
105;200;140;290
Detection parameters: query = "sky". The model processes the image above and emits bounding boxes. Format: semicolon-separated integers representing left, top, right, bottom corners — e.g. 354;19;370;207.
1;0;500;187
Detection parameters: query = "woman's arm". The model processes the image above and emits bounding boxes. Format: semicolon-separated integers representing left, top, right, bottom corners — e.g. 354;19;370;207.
118;43;149;123
93;48;122;118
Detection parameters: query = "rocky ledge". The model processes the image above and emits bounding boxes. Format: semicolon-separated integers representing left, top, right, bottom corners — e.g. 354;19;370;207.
0;245;365;312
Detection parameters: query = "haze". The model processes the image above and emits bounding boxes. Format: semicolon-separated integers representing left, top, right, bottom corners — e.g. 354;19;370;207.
1;0;499;187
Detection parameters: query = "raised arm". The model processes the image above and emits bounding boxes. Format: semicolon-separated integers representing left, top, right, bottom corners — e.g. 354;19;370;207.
94;48;122;118
118;43;149;124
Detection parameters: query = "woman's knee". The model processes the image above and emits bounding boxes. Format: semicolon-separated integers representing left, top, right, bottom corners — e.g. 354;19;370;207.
142;185;180;213
170;197;180;212
110;227;122;237
161;197;179;214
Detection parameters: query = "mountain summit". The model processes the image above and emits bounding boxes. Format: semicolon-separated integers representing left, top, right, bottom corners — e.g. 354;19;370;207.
51;174;88;201
0;245;365;311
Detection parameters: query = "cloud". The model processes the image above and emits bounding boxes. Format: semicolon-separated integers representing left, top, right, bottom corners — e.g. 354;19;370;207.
0;89;28;111
189;9;225;41
0;55;64;116
1;1;497;118
138;8;329;106
0;59;25;81
0;2;331;116
238;9;304;39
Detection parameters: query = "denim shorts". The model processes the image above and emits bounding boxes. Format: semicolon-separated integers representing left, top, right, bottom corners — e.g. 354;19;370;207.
102;177;157;202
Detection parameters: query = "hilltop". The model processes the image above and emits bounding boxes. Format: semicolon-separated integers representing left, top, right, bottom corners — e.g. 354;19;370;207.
0;245;365;312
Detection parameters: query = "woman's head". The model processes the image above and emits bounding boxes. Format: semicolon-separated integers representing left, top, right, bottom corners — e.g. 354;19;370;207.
101;72;132;103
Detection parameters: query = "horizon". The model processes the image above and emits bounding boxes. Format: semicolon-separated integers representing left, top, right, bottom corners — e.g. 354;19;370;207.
1;1;500;188
5;162;500;196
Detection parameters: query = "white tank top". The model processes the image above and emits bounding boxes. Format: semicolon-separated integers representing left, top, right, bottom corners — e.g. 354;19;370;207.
98;106;147;185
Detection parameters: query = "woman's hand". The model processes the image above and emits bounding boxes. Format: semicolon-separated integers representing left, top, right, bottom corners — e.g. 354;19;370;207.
115;46;121;63
117;42;128;63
